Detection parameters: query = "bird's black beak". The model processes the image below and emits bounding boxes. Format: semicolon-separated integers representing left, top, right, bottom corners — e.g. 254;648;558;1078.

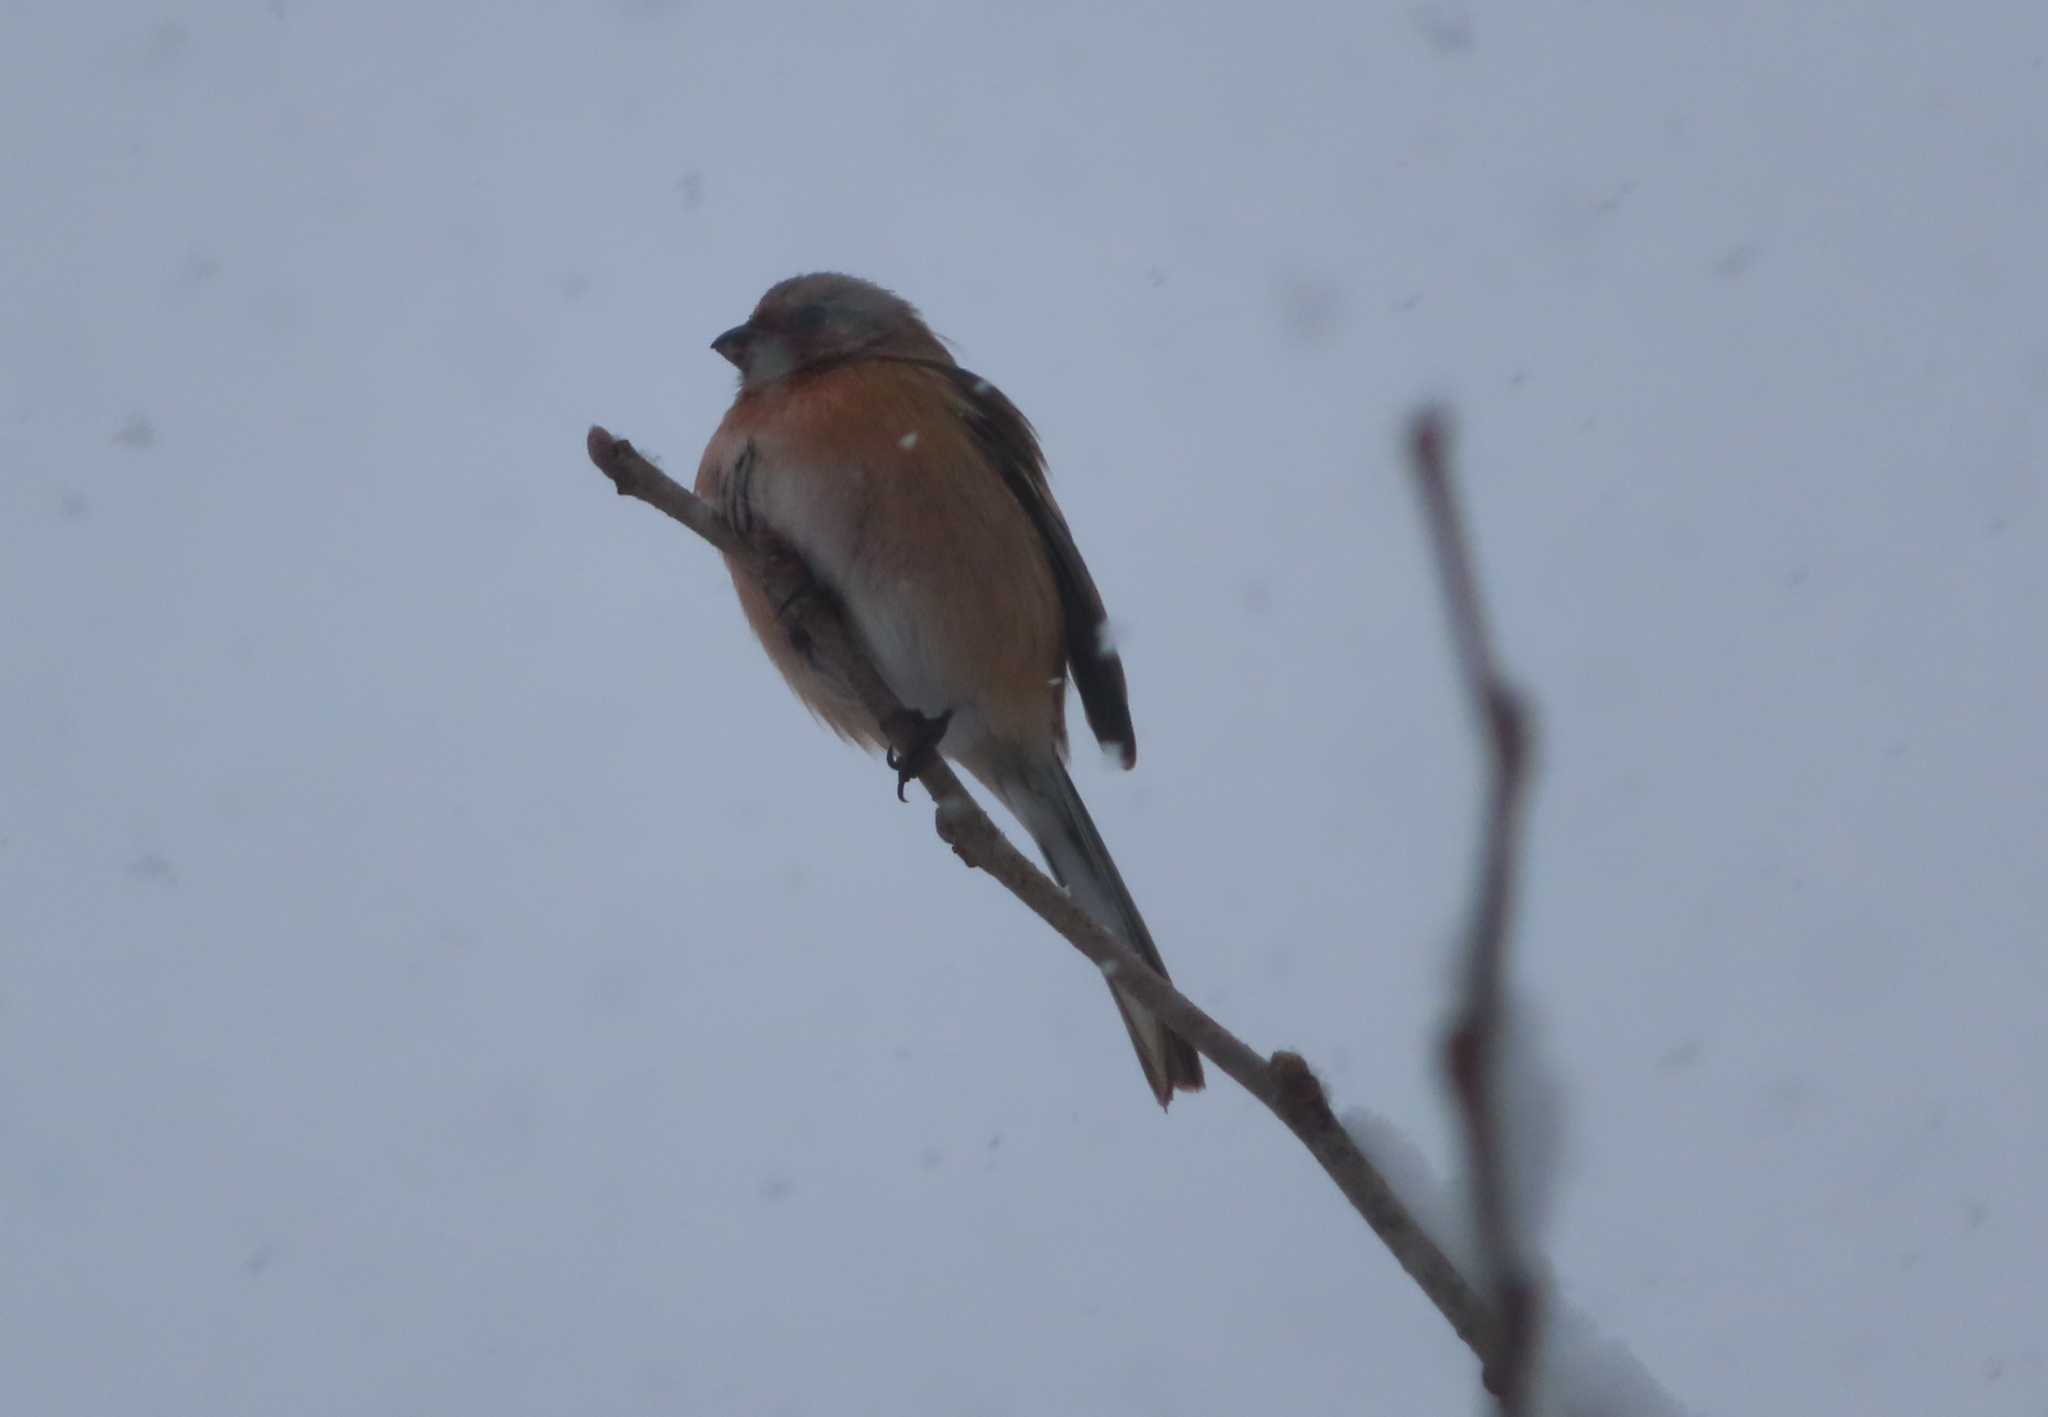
711;324;753;368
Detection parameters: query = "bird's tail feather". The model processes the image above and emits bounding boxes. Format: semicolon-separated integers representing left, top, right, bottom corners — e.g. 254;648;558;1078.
997;757;1204;1107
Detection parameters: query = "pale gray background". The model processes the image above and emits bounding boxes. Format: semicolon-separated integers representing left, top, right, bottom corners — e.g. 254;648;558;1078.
4;2;2044;1413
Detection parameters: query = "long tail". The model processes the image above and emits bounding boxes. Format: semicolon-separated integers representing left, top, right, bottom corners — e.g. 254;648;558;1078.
996;756;1204;1108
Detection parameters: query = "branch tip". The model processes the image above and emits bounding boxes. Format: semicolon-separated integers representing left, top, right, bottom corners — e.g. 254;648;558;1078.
1408;405;1452;483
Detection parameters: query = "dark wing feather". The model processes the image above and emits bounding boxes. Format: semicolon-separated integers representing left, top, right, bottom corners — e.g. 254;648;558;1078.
882;357;1137;768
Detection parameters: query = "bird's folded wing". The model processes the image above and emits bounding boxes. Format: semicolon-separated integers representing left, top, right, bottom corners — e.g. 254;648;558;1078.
914;360;1139;769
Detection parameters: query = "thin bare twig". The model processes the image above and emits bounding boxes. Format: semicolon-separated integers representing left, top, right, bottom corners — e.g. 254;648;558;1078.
1409;409;1541;1412
584;423;1502;1373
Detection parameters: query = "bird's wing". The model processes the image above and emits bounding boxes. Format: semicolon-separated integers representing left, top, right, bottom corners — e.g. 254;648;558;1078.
893;358;1138;769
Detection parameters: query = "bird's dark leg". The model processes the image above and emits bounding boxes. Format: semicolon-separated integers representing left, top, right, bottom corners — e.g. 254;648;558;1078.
884;708;954;802
771;570;830;661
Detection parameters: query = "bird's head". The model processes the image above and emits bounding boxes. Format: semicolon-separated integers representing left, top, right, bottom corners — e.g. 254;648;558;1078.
712;273;950;389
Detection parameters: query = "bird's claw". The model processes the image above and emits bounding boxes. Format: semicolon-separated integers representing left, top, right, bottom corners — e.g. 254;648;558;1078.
884;708;954;801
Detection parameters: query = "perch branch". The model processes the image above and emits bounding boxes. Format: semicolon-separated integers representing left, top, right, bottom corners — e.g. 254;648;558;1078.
585;423;1502;1377
1409;409;1541;1412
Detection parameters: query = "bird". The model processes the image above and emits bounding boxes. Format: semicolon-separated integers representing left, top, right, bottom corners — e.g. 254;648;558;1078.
693;272;1204;1108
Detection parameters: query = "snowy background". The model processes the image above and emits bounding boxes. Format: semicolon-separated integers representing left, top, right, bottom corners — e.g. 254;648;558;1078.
4;2;2045;1413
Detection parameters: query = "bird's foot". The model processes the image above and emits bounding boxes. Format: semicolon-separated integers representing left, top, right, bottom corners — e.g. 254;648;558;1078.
884;708;954;802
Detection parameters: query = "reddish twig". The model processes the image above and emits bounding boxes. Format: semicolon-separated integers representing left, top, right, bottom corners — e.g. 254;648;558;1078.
1408;408;1541;1412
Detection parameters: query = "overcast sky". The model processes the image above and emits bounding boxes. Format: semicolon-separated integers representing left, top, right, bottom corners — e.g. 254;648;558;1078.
4;3;2044;1414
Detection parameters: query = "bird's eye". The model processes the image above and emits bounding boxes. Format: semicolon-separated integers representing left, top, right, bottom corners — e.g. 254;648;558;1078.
792;303;829;332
